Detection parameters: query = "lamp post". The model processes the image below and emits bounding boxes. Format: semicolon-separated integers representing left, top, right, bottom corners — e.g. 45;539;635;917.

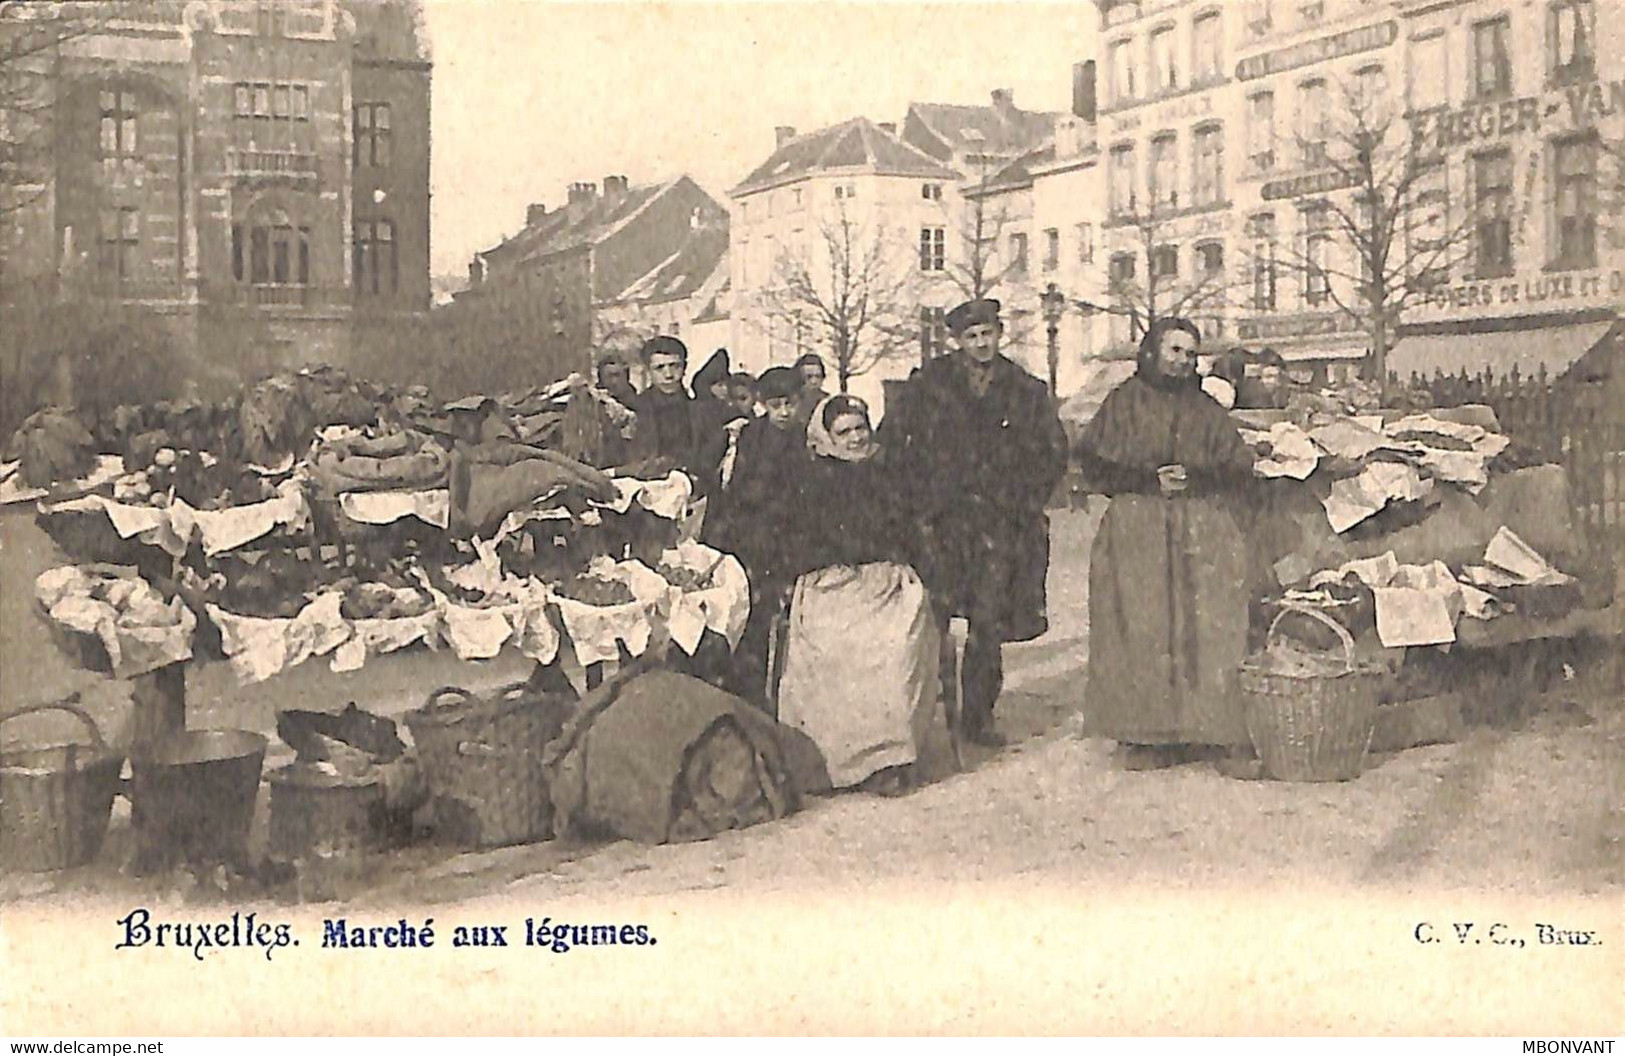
1041;282;1065;397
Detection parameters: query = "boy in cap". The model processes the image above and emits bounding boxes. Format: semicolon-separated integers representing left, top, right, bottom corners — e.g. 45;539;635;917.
881;297;1068;748
629;335;701;477
713;365;811;706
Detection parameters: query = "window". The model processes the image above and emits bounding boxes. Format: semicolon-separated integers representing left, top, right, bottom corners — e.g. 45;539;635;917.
1353;64;1388;116
1245;0;1273;38
1298;0;1324;26
1552;136;1598;269
98;207;138;279
1151;134;1179;211
354;218;397;294
1151;25;1178;93
833;183;856;199
236;82;310;123
1250;213;1277;310
1108;252;1137;291
919;225;946;271
919;306;947;363
1303;205;1332;307
738;239;750;285
1472;149;1513;276
1109;38;1136;104
791;188;803;209
354;102;391;168
1409;35;1448;112
1549;1;1595;83
1151;244;1179;279
1472;17;1513;100
1299;80;1328;167
921;183;943;200
1247;91;1275;173
1109;143;1136;215
1075;222;1095;265
1009;232;1029;276
1192;12;1223;85
1192;124;1225;206
1044;228;1060;272
235;218;310;287
99;90;137;158
1196;241;1224;275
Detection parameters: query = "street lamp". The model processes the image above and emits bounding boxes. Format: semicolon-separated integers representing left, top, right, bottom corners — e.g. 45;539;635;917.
1041;282;1065;397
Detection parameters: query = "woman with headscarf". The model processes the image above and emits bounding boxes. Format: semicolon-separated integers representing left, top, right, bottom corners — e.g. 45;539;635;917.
776;395;941;796
1076;317;1257;771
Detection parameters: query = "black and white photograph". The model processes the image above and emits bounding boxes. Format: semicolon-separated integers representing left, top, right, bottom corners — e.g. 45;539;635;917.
0;0;1621;1037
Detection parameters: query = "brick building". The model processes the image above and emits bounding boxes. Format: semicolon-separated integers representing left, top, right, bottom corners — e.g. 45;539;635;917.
0;0;431;390
444;175;728;390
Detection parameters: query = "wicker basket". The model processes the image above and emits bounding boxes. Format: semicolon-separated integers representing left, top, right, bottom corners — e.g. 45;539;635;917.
0;701;126;872
1238;604;1388;783
404;683;571;848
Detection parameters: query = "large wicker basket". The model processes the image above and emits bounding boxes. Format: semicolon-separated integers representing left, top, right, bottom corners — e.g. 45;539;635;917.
1238;605;1388;783
0;701;126;872
404;684;571;848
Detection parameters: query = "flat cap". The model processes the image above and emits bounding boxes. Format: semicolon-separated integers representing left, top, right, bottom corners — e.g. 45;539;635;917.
755;366;800;400
946;298;1001;333
639;335;690;362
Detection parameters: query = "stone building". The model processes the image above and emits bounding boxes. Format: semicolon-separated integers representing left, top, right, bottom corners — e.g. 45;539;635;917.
0;0;431;387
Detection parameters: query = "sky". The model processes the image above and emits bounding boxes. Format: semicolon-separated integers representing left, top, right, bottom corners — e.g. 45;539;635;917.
424;0;1102;280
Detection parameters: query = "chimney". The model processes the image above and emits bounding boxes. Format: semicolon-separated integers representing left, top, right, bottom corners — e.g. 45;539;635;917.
603;175;629;201
774;125;797;148
1073;61;1098;122
526;202;548;227
991;87;1014;113
567;181;598;208
878;121;897;135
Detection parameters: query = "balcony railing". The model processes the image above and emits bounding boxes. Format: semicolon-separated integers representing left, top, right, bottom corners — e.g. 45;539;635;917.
227;149;320;179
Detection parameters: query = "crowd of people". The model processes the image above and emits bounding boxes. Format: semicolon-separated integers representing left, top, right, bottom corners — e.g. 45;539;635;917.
586;300;1276;795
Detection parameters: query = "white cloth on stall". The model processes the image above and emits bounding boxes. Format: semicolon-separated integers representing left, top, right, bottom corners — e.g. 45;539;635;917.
338;488;450;528
657;540;752;655
192;479;309;555
1321;461;1434;533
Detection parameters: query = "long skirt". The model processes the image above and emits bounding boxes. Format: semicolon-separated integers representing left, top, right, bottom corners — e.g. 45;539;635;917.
1084;494;1251;748
777;562;941;788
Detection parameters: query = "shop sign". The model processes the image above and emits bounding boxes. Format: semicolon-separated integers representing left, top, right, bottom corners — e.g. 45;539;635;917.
1261;168;1358;201
1235;21;1397;82
1237;312;1364;342
1417;267;1625;315
1106;91;1216;137
1409;78;1625;153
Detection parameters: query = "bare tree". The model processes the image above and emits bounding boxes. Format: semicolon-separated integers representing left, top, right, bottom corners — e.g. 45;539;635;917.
1092;207;1240;341
1263;79;1482;379
753;201;917;393
0;2;110;221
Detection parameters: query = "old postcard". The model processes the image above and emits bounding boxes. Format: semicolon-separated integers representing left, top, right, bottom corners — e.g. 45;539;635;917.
1;0;1621;1037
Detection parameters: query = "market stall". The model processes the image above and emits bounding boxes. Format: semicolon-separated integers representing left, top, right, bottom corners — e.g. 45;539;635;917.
4;367;759;888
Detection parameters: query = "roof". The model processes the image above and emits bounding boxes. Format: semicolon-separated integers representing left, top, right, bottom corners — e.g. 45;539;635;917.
478;178;682;269
731;117;960;196
691;279;731;324
975;141;1056;194
604;224;729;306
906;100;1058;162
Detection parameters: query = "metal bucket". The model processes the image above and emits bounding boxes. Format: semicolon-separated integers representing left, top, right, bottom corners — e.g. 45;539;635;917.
132;730;266;871
266;765;387;862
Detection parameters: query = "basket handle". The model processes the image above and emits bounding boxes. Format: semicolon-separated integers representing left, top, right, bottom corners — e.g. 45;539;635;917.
455;740;503;758
424;686;478;710
0;696;106;753
1265;602;1357;674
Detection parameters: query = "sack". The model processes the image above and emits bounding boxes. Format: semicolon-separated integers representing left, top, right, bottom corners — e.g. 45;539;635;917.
544;669;803;844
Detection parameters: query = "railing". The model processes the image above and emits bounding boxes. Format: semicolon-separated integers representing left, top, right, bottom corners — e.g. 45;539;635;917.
228;149;321;179
1387;359;1625;593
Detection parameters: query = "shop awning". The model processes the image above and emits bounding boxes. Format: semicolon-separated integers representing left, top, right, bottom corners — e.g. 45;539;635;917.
1388;321;1615;381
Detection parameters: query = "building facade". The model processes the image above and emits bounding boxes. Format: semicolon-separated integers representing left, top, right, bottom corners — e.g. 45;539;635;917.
1;0;431;386
727;117;962;418
445;175;728;389
1388;0;1623;381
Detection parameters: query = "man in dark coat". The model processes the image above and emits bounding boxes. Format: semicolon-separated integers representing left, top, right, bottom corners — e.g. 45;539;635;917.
881;298;1068;747
630;335;701;478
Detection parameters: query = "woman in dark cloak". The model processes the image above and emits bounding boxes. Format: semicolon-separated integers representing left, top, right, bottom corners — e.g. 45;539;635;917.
1076;317;1257;770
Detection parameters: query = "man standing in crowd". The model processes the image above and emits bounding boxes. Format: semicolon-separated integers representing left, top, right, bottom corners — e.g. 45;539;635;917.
792;353;830;432
596;353;639;409
630;335;700;477
883;298;1068;748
